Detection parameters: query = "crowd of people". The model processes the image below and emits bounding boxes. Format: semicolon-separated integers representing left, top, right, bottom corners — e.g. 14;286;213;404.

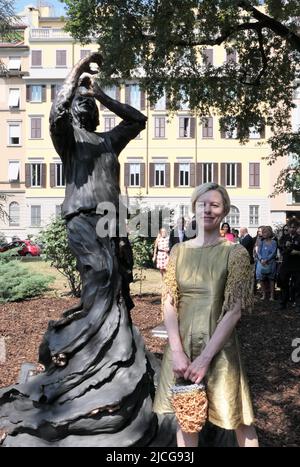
152;215;300;311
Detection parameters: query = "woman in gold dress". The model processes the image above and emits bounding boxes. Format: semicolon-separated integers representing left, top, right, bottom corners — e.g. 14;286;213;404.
153;183;259;447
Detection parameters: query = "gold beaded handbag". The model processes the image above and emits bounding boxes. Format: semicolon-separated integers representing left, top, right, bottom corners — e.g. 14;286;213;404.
170;381;208;433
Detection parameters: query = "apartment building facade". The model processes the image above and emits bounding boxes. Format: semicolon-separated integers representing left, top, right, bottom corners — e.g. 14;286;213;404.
0;5;298;241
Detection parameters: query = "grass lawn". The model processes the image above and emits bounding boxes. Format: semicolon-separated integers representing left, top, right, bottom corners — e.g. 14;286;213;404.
23;259;162;297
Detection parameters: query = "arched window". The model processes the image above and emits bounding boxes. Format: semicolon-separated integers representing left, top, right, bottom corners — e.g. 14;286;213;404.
224;205;240;227
9;202;20;226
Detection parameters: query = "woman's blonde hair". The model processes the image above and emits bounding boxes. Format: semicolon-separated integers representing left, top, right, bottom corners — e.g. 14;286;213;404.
191;183;231;217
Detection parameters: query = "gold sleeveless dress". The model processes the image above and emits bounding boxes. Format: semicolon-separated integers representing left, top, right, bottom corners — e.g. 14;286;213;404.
153;240;255;429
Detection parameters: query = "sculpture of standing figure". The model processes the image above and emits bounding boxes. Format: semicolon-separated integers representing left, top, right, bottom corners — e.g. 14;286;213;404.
0;52;174;447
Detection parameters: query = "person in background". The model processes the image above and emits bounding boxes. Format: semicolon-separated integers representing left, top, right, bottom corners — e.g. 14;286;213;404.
278;220;300;311
256;226;277;301
240;228;254;264
152;228;170;278
169;217;187;250
232;228;240;243
154;182;258;447
253;226;264;294
220;222;235;242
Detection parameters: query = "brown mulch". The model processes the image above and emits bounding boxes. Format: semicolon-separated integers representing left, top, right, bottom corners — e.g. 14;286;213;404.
0;293;300;447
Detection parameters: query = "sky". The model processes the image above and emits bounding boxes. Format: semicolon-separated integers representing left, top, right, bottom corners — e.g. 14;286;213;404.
15;0;66;16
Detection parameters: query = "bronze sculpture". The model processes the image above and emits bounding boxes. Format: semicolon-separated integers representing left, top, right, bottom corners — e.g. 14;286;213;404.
0;53;175;446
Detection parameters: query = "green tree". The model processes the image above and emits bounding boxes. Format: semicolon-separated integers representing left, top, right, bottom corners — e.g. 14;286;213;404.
64;0;300;195
0;0;17;42
38;216;82;297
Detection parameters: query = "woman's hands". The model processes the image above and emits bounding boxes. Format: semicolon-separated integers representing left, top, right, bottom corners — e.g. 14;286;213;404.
183;355;210;384
171;350;191;378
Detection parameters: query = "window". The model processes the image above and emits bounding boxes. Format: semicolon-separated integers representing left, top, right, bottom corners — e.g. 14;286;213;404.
8;161;20;182
155;164;165;187
203;48;213;65
249;205;259;226
179;204;189;217
55;163;65;187
56;50;67;67
8;56;21;70
31;163;42;187
31;85;42;102
51;84;62;101
31;205;41;226
104;86;117;99
249;163;260;187
179;163;190;187
224;205;240;227
125;84;145;111
154;92;166;110
179;90;190;110
202;163;214;183
179;117;195;138
154;117;165;138
30;117;41;139
292;191;300;203
202;117;213;138
226;163;237;187
130;84;141;109
31;50;42;67
249;126;261;139
104;116;115;132
8;123;20;145
129;164;140;186
221;118;238;138
9;202;20;226
226;49;237;63
80;49;91;59
8;88;20;109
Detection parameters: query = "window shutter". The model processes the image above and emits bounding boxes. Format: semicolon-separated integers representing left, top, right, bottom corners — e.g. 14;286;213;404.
255;163;260;186
125;85;131;105
140;90;145;111
165;163;170;187
221;163;226;185
149;163;155;187
220;127;226;138
41;163;47;188
226;49;237;63
32;50;41;66
190;163;195;187
124;163;130;187
25;163;31;188
203;48;213;65
260;124;265;139
50;163;56;188
51;84;56;101
174;163;179;187
116;86;120;101
213;163;219;183
208;117;213;137
236;163;242;188
140;163;145;187
42;85;46;102
196;163;203;185
179;117;184;138
190;117;196;138
26;85;32;102
249;163;254;187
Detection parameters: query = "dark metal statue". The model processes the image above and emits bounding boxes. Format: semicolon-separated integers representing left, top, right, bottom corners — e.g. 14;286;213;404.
0;53;175;447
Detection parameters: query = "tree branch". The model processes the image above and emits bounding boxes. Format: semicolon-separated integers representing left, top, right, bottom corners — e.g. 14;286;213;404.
239;27;269;86
237;0;300;52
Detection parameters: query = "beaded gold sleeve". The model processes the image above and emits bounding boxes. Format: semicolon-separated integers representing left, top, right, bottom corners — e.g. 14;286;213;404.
219;244;254;320
161;243;180;313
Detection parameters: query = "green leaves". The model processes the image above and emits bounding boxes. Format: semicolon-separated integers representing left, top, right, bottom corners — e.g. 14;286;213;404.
64;0;300;194
37;216;81;297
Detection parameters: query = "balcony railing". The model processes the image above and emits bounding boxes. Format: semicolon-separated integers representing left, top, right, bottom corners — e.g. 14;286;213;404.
30;28;72;40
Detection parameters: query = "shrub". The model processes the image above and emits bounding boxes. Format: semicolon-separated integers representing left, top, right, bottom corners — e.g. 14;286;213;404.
37;216;81;297
0;260;53;303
